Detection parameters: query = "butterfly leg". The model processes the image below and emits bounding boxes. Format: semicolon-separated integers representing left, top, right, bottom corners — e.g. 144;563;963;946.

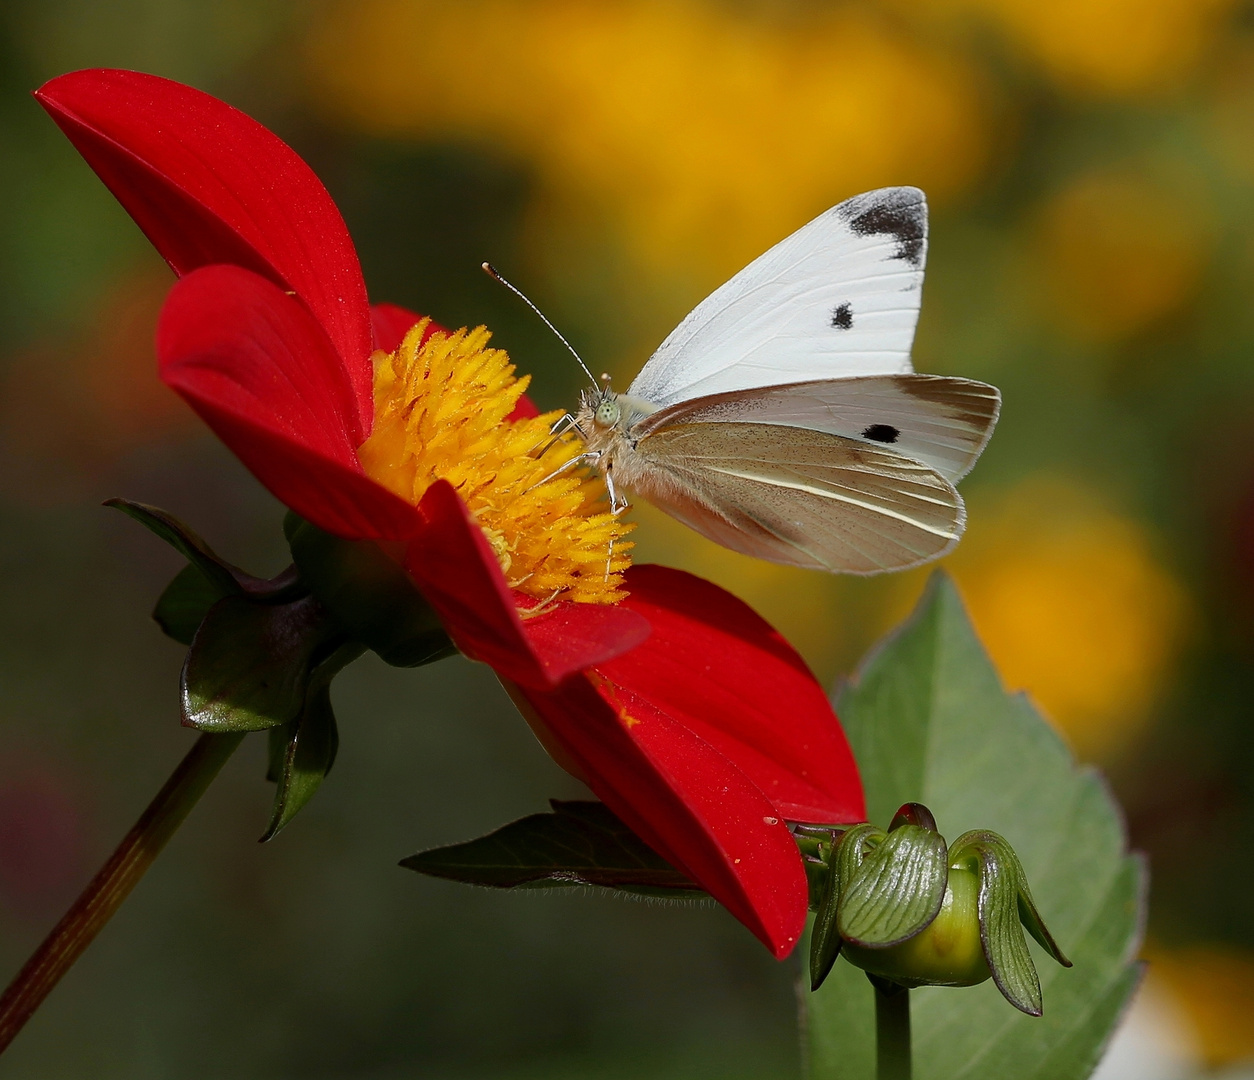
601;468;630;582
550;412;586;438
604;465;630;516
526;450;601;493
531;413;587;458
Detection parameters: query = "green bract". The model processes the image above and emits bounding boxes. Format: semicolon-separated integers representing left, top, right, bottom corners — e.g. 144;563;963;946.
108;500;454;840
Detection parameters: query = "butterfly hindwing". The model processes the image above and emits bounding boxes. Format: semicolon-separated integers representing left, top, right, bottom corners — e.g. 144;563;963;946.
621;421;964;574
627;187;928;408
634;374;1000;483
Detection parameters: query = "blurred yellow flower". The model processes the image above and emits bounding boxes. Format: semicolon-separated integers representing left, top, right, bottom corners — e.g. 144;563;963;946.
904;0;1238;96
1207;39;1254;184
305;0;989;281
944;477;1192;760
1032;168;1213;344
1148;943;1254;1067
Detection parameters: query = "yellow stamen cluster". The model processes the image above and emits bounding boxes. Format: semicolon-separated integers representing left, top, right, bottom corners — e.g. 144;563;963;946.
358;319;633;605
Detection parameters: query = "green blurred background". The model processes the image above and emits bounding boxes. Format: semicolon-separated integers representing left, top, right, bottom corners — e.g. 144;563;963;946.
2;0;1254;1075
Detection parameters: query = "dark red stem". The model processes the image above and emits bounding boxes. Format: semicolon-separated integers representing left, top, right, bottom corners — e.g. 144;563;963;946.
0;731;244;1052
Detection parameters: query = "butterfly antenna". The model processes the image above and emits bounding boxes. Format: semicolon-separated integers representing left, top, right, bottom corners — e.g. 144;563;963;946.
482;262;598;387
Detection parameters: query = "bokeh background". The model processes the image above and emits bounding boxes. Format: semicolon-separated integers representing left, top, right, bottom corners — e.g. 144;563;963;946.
2;0;1253;1076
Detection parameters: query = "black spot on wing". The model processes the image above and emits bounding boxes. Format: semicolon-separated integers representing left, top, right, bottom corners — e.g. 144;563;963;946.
840;188;926;266
862;423;900;443
830;302;853;329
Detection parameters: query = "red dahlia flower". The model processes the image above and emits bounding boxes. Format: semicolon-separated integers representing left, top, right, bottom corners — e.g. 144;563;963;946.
35;68;864;957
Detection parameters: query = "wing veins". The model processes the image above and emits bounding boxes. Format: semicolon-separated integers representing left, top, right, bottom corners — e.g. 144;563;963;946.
703;465;960;539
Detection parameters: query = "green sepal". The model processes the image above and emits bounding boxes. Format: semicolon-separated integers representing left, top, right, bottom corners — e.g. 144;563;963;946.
181;594;344;733
836;822;885;895
1018;892;1072;969
260;643;361;841
809;824;886;991
1005;845;1072;968
110;499;305;645
950;829;1069;1016
154;563;227;645
810;852;844;991
809;824;882;991
286;514;455;668
795;823;855;909
262;686;338;841
837;823;948;949
108;498;263;596
401;800;705;898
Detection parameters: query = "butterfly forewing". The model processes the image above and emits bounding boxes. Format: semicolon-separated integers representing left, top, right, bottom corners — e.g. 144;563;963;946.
624;422;964;574
634;374;1000;483
628;188;928;407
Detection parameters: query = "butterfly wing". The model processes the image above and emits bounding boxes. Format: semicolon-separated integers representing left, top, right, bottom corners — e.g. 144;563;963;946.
633;374;1000;484
623;421;964;574
627;187;927;408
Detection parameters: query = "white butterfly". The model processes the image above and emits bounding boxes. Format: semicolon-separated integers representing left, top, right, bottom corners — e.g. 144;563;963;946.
512;187;1000;575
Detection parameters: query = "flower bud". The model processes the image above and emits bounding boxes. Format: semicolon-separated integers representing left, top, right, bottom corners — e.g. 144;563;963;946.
804;803;1070;1015
842;862;989;987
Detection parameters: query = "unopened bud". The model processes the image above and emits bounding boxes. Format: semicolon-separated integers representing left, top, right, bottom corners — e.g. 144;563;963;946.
803;803;1071;1016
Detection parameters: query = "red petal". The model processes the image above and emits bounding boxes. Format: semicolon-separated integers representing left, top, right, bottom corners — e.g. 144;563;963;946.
508;395;541;421
158;265;420;540
510;674;809;957
160;266;357;463
370;302;540;421
370;302;445;353
36;69;373;438
404;481;650;687
606;566;865;824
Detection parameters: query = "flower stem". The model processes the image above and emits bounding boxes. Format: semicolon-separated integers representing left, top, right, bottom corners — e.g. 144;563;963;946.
875;984;912;1080
0;731;244;1053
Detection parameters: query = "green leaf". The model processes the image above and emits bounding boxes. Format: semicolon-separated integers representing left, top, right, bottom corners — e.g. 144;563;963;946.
837;824;949;949
807;573;1145;1080
181;595;343;732
154;563;229;645
401;800;706;898
261;680;340;842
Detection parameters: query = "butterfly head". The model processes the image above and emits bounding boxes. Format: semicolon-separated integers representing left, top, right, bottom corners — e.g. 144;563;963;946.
593;392;622;430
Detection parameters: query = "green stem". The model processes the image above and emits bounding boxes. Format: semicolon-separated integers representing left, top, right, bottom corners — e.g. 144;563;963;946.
0;731;244;1053
875;985;912;1080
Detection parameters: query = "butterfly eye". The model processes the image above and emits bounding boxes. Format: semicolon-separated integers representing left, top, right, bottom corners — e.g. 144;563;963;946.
594;399;621;428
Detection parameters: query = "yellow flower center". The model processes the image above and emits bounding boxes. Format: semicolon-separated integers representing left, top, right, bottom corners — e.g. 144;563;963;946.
358;319;633;606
